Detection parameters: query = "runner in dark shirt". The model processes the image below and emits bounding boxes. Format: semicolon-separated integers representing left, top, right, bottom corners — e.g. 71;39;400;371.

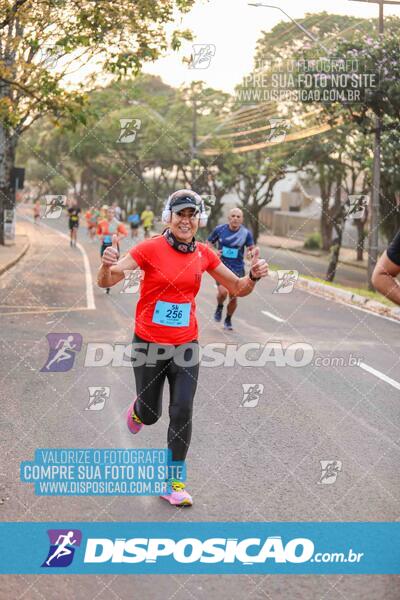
372;229;400;305
67;202;81;248
207;208;255;330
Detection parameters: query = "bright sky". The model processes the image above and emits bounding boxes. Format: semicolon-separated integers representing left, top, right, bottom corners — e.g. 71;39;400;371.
143;0;400;93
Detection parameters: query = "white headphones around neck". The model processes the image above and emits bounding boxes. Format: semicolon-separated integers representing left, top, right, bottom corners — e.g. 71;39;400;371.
162;189;208;228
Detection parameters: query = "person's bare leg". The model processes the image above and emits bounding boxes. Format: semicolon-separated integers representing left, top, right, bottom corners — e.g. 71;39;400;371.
217;284;228;305
224;295;238;330
226;296;238;317
214;284;227;322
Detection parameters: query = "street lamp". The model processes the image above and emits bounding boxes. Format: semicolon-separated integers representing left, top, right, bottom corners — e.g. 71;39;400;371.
349;0;400;288
248;3;330;53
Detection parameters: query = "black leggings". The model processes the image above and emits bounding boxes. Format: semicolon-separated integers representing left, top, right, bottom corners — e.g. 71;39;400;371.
131;333;199;462
100;241;112;256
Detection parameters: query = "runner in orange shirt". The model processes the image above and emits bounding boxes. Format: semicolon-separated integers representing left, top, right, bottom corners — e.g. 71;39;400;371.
97;190;269;506
97;206;127;294
85;207;92;238
85;206;99;240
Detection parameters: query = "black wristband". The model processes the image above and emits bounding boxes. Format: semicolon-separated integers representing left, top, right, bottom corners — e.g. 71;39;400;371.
249;270;261;282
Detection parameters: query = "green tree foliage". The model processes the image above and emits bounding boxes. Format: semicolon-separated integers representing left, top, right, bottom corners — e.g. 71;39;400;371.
253;12;400;257
18;76;235;225
0;0;194;242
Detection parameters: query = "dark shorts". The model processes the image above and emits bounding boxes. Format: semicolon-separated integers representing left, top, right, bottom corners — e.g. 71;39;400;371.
101;241;120;257
130;223;139;229
100;242;112;257
69;220;79;230
216;266;245;286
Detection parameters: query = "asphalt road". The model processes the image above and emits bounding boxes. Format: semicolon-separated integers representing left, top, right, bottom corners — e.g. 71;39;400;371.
1;210;399;599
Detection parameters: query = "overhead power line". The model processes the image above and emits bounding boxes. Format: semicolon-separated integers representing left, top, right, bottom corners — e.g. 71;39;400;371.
200;121;333;155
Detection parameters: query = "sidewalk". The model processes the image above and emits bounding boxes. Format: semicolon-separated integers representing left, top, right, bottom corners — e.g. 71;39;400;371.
257;233;368;270
0;221;30;276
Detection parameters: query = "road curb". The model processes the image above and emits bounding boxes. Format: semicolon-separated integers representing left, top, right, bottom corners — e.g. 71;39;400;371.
296;276;400;321
0;236;30;277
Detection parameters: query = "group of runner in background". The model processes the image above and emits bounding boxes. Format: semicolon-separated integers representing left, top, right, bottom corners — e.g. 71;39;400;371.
33;196;258;324
32;199;153;244
46;200;154;249
84;203;154;244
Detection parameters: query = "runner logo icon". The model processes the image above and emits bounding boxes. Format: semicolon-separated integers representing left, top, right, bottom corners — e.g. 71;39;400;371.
41;529;82;568
273;270;299;294
116;119;141;143
240;383;264;407
40;333;82;372
121;270;143;294
266;118;289;143
86;386;110;411
44;195;66;219
346;195;369;220
189;44;216;69
318;460;342;485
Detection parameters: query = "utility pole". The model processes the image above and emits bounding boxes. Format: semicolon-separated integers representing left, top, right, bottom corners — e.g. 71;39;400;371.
350;0;400;288
0;125;6;246
190;84;200;186
192;95;198;160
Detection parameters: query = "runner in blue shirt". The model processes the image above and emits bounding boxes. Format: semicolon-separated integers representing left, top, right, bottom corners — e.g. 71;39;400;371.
207;208;255;330
127;211;141;240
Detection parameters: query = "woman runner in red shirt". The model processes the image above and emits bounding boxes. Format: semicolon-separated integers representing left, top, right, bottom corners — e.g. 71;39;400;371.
97;190;268;507
97;206;127;294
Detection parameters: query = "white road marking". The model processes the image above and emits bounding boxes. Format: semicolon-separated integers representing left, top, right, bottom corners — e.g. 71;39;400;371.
359;362;400;391
0;306;88;316
261;310;285;323
347;303;400;325
76;241;96;309
300;285;400;325
19;214;96;310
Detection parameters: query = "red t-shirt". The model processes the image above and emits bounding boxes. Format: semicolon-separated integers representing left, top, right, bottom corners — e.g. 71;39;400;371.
129;236;221;344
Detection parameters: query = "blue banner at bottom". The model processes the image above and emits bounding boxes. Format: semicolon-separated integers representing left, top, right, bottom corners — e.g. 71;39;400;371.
0;522;399;574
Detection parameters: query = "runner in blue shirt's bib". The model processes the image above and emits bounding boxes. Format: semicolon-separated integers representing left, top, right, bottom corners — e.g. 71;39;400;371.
207;208;255;330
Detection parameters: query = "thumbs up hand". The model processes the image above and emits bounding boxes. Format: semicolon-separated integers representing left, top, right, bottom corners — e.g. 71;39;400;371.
101;234;120;267
249;247;268;280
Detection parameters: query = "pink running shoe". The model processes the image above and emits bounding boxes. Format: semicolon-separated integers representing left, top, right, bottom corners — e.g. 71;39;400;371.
160;480;192;507
126;399;143;434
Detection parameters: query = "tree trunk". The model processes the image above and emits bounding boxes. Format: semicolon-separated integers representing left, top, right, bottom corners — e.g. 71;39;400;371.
320;195;332;251
239;200;260;243
355;219;365;261
206;189;224;233
87;171;94;207
251;204;260;244
0;124;17;245
326;181;344;282
326;230;343;282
